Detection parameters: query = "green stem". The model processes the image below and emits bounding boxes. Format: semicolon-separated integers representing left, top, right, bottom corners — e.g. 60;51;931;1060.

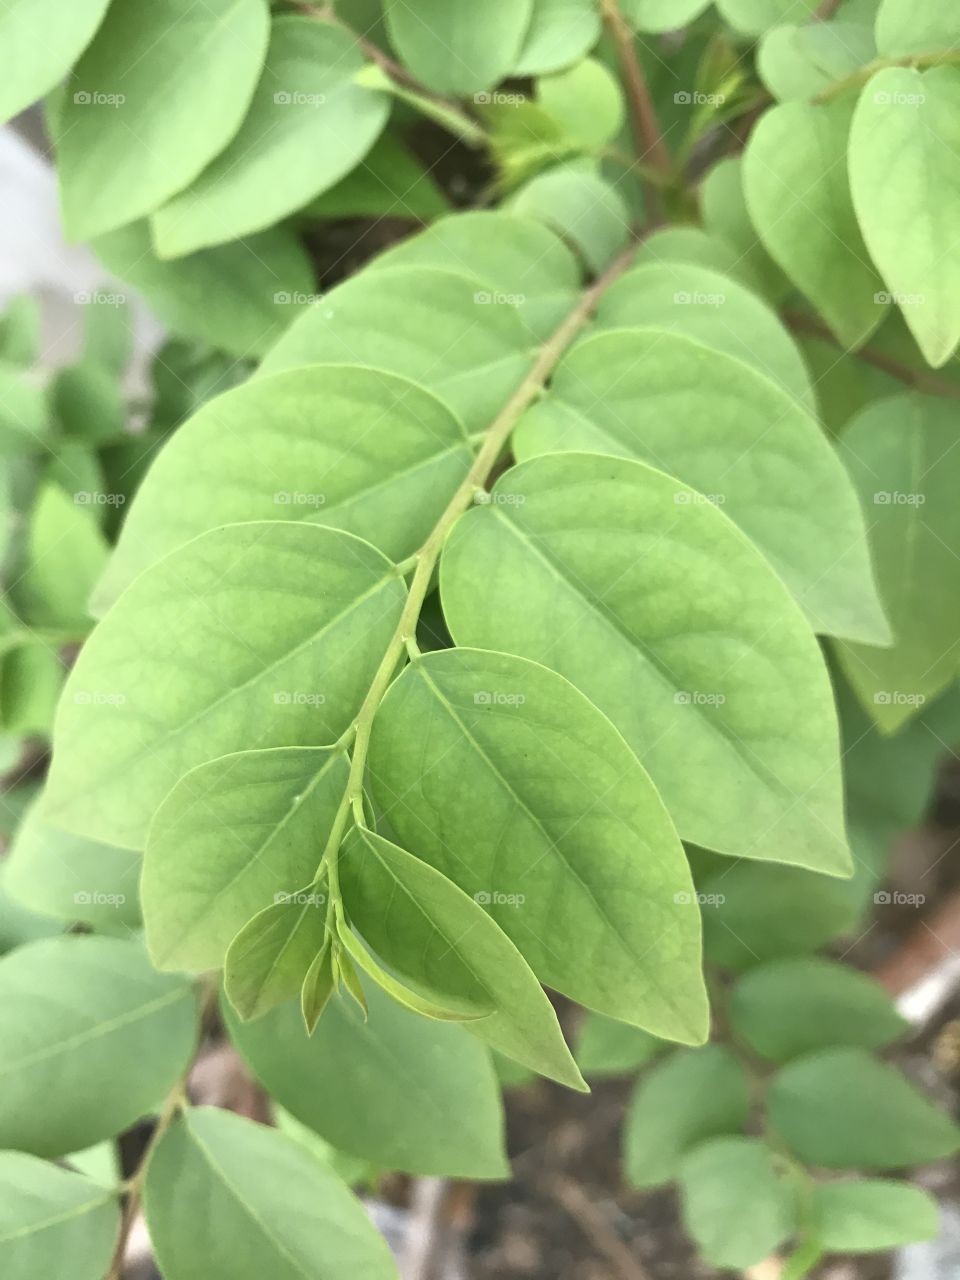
816;49;960;103
294;1;486;146
316;240;642;900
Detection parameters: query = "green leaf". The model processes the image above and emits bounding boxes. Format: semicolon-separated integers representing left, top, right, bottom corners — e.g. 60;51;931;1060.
0;1150;119;1280
700;862;859;971
57;0;269;241
335;921;479;1022
506;164;631;273
835;394;960;730
301;942;336;1034
716;0;819;36
513;0;602;76
144;1107;399;1280
17;483;107;630
848;67;960;367
633;225;773;297
729;958;906;1061
0;935;197;1156
5;799;141;928
441;453;852;873
82;294;133;375
574;1012;664;1078
369;210;581;341
810;1179;939;1251
44;523;406;849
700;157;790;302
623;1046;751;1188
368;647;709;1042
92;365;471;613
384;0;533;95
225;983;510;1178
93;221;315;359
0;295;42;367
679;1138;796;1268
512;330;896;645
622;0;712;33
145;748;348;971
744;99;884;348
152;18;389;257
757;23;876;101
538;58;625;150
304;132;450;222
591;261;816;407
340;825;586;1088
224;890;328;1021
875;0;960;57
261;266;535;431
768;1047;960;1169
51;362;125;445
0;0;110;126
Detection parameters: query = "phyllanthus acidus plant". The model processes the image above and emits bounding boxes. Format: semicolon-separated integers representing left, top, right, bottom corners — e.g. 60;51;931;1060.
1;0;960;1276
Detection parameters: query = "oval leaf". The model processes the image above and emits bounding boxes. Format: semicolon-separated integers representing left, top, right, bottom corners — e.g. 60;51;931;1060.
368;647;709;1043
340;825;586;1087
441;452;852;874
44;523;406;849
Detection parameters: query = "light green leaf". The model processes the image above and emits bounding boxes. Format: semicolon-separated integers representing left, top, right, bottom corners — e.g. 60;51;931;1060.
144;747;349;971
700;861;859;971
679;1138;796;1268
51;362;125;445
0;1150;119;1280
811;1179;939;1251
700;157;790;301
513;0;602;75
384;0;533;95
574;1012;664;1078
335;921;480;1022
225;983;510;1178
82;294;133;376
93;365;471;613
368;647;708;1042
369;211;581;341
152;18;389;257
340;825;586;1088
441;453;852;873
592;261;815;406
261;266;535;431
17;483;108;630
304;132;450;222
717;0;819;36
144;1107;399;1280
538;58;625;150
0;0;111;126
835;394;960;730
93;221;315;359
744;99;884;348
5;799;141;928
633;225;774;296
624;1046;751;1188
506;164;631;273
757;23;876;101
57;0;269;241
848;67;960;367
301;942;336;1035
0;935;197;1156
729;958;906;1061
225;891;328;1021
44;523;406;849
875;0;960;56
768;1047;960;1168
622;0;712;32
